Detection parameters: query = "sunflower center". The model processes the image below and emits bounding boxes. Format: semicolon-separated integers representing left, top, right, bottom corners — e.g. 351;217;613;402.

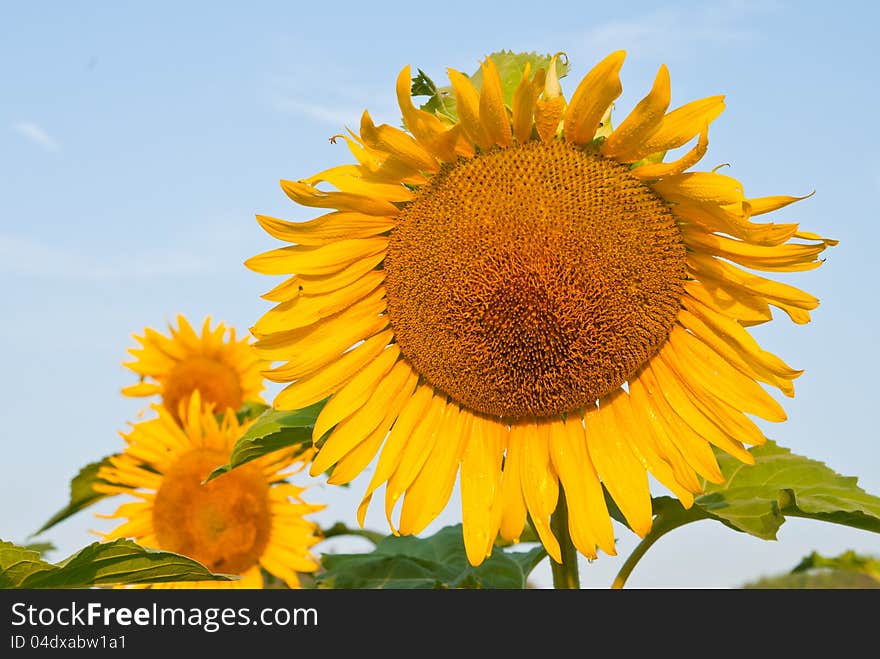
385;140;686;418
152;449;271;574
163;357;243;416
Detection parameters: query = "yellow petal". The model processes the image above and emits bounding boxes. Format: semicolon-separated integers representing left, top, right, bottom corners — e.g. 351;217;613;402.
356;383;435;526
263;252;386;303
499;421;527;542
478;57;513;147
548;415;616;558
272;331;392;410
384;393;448;530
625;95;725;161
310;358;413;476
683;226;828;272
280;179;399;216
311;344;401;443
359;110;438;173
651;353;757;464
585;397;653;537
535;96;566;141
564;50;625;146
520;419;561;563
665;327;787;422
611;387;695;507
245;237;387;276
653;171;744;205
256;287;386;364
328;367;419;486
635;365;725;483
448;67;491;150
626;377;703;493
748;193;813;216
121;382;162;397
398;405;468;536
688;251;820;323
512;63;539;143
631;123;708;179
395;66;449;143
253;270;384;334
684;275;773;326
460;413;506;566
255;212;396;247
602;64;670;159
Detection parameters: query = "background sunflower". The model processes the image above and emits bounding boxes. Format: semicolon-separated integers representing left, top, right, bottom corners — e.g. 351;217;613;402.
95;393;323;588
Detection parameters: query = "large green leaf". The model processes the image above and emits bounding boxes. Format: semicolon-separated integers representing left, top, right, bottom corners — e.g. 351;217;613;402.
611;441;880;588
35;456;123;536
206;401;324;481
317;525;546;589
413;51;569;123
695;440;880;539
0;539;231;589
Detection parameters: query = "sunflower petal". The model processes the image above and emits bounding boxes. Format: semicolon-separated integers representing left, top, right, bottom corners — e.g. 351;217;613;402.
519;420;561;563
585;397;653;537
564;50;625;146
602;64;670;159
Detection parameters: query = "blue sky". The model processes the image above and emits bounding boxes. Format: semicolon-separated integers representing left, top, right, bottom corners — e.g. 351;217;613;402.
2;0;878;588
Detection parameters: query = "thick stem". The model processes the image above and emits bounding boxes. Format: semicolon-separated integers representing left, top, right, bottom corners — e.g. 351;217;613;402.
549;490;580;589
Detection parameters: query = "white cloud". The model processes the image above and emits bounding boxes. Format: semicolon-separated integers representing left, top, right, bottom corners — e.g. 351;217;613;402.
574;0;776;61
272;98;364;128
0;233;216;280
12;121;61;152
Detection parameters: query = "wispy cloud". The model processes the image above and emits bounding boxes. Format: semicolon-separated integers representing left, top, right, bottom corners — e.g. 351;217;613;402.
0;233;216;280
272;98;365;128
12;121;61;152
265;69;398;129
574;0;776;61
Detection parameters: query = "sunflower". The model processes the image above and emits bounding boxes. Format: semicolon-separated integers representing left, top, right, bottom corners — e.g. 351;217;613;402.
95;392;323;588
246;51;835;566
122;315;265;418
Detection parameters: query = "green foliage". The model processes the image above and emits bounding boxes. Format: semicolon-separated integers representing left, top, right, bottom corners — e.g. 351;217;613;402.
792;550;880;581
743;551;880;588
21;542;56;557
317;525;546;589
235;400;270;424
0;538;231;589
35;456;123;536
413;51;569;123
206;401;324;481
695;440;880;539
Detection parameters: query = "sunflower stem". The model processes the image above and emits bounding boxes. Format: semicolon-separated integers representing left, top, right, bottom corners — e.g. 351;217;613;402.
611;512;692;589
549;490;580;589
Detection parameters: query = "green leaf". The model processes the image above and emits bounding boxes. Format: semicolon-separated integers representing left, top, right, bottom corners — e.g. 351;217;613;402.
206;401;324;481
21;542;56;557
695;440;880;539
413;51;569;124
317;524;546;589
235;400;270;424
35;456;123;536
1;539;231;589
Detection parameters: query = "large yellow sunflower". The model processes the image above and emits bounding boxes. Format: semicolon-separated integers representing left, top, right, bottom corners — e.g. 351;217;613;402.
246;51;835;566
122;315;265;417
95;393;323;588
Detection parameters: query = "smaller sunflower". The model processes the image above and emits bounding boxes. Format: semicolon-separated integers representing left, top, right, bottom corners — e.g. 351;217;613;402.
95;393;323;588
122;315;264;418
